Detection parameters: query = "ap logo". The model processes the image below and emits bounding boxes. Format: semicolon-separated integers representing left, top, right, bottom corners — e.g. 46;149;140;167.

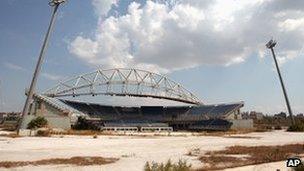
287;157;302;167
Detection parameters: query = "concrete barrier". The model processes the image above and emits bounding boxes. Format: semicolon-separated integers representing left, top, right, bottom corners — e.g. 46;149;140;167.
229;119;253;129
19;129;37;136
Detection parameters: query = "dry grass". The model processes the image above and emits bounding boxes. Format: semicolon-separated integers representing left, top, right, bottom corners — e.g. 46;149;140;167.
186;148;201;157
224;135;260;139
199;143;304;170
53;130;176;138
199;155;247;170
0;156;118;168
0;133;20;138
52;130;102;136
192;129;257;137
50;129;260;138
52;130;138;136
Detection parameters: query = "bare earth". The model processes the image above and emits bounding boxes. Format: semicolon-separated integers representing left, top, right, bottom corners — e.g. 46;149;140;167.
0;130;303;171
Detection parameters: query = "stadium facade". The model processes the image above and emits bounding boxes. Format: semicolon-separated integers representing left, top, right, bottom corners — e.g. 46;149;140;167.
20;68;253;131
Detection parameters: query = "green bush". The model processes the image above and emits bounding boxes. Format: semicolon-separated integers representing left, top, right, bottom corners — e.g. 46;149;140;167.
287;123;304;132
144;159;191;171
27;116;48;129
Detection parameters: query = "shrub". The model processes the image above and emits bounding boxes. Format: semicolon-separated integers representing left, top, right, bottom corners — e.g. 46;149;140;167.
36;129;50;137
287;123;304;132
274;125;282;130
144;162;152;171
72;116;100;130
27;116;48;129
144;159;191;171
265;126;273;130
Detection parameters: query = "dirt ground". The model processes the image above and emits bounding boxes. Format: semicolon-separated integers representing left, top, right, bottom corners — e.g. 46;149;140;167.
0;130;303;171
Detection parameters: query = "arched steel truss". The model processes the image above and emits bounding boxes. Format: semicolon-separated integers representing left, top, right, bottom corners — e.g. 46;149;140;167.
43;68;202;105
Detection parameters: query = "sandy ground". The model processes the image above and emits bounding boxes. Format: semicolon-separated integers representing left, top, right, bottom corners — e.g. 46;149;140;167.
0;130;303;171
0;130;11;135
225;161;291;171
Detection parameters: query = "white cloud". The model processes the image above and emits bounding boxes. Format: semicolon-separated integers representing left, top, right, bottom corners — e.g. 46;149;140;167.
4;62;25;71
41;73;63;81
69;0;304;73
69;37;98;60
279;17;304;31
92;0;117;16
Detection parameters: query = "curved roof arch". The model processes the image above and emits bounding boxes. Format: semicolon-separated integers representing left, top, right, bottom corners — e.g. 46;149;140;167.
43;68;202;105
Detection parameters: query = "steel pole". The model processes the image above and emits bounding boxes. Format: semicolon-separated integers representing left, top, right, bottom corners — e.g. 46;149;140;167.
18;1;64;132
269;47;295;125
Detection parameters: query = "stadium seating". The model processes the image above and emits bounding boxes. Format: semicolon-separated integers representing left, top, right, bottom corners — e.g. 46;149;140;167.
59;99;242;131
209;104;239;116
189;119;233;131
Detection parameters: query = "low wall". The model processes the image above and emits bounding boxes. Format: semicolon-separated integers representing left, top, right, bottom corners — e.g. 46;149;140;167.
20;114;71;130
229;119;253;129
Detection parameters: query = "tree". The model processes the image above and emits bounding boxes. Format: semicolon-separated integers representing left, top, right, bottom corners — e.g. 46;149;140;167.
27;116;48;129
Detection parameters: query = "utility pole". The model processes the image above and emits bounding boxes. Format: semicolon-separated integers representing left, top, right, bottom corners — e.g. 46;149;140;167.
18;0;66;132
266;39;295;125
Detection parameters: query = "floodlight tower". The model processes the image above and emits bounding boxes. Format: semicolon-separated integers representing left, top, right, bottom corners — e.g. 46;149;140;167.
18;0;66;132
266;39;295;125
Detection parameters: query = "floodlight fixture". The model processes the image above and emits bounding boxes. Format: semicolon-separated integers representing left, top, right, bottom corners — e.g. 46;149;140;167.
49;0;66;6
266;39;276;49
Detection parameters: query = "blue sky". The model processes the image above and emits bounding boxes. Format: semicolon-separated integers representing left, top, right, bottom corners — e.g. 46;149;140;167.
0;0;303;114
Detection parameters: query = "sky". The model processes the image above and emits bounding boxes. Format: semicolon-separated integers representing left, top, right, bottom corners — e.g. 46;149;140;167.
0;0;303;114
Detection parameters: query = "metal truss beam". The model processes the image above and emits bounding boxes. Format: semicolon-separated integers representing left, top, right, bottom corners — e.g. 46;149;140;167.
43;68;202;105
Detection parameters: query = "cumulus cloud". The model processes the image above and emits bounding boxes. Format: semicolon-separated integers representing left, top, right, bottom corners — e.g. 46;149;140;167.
92;0;117;16
69;0;304;73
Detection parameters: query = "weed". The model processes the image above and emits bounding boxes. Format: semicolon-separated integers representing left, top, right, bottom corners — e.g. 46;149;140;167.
144;159;191;171
288;123;304;132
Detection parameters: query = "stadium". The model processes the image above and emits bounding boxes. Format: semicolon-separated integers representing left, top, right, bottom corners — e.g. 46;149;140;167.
20;68;252;131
